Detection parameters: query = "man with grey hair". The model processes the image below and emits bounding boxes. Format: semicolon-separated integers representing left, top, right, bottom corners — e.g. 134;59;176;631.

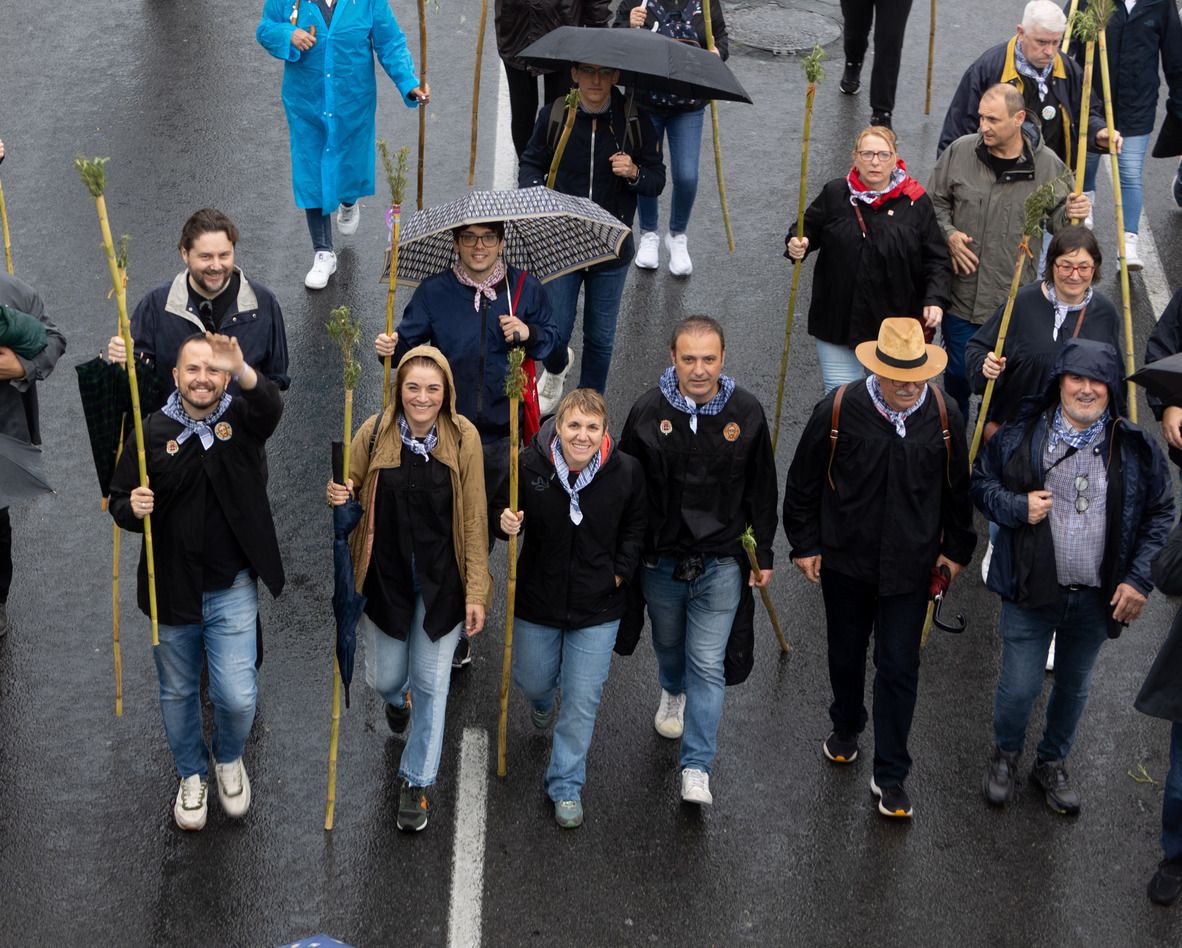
937;0;1118;168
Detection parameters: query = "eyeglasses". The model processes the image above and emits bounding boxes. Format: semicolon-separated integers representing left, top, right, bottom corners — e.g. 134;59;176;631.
576;65;616;79
856;150;893;162
1054;261;1095;277
1074;473;1089;514
456;232;501;247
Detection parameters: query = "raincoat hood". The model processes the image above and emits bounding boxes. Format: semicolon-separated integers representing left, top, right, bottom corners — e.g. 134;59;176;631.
1043;338;1124;407
393;344;461;426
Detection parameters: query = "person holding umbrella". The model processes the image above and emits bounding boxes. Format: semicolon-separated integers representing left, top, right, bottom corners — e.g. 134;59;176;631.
496;388;646;828
256;0;430;290
327;346;491;833
785;125;949;394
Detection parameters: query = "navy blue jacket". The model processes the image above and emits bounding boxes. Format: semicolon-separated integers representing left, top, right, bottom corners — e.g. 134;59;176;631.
1141;287;1182;466
393;266;558;440
971;339;1173;637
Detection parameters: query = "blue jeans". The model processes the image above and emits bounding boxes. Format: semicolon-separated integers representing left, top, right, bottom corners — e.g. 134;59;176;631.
154;570;259;779
512;617;618;801
992;586;1110;761
361;606;462;787
1083;133;1151;235
940;311;978;418
543;264;630;394
642;556;741;774
637;107;705;235
815;339;867;395
1164;721;1182;862
305;208;334;252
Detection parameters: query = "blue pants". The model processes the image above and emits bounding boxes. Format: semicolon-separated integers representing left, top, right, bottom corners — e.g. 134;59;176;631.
512;617;618;802
815;339;867;395
940;311;978;418
637;107;705;236
1083;133;1151;236
154;570;259;779
543;263;630;394
1164;721;1182;862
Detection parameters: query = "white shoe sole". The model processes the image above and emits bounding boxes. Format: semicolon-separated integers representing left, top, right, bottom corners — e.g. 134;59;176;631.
680;774;713;806
870;776;913;818
305;267;336;290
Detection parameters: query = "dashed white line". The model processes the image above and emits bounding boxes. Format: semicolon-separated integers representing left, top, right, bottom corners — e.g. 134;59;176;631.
447;727;489;948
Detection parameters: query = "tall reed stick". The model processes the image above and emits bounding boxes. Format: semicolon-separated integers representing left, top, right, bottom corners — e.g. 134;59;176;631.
378;141;410;408
1062;0;1081;52
0;178;12;274
468;0;489;186
498;344;526;778
741;526;788;652
924;0;937;115
416;0;428;209
702;0;735;252
546;89;581;189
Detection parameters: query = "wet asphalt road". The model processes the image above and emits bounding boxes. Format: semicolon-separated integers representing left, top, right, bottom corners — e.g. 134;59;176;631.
2;1;1182;945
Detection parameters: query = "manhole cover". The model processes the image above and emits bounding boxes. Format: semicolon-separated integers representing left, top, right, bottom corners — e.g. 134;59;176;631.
726;6;841;55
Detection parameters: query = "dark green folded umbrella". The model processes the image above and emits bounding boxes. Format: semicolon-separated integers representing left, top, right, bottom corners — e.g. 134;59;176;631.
0;305;48;359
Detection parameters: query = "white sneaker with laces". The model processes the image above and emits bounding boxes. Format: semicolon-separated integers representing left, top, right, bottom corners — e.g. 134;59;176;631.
666;233;693;277
654;688;686;739
1083;191;1095;230
1125;232;1143;272
305;250;337;290
680;768;713;806
538;347;573;416
337;203;360;236
215;757;252;818
1046;633;1056;673
635;230;660;270
174;774;208;831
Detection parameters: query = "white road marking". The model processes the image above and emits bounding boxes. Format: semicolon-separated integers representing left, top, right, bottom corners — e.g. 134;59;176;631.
492;67;516;190
447;727;489;948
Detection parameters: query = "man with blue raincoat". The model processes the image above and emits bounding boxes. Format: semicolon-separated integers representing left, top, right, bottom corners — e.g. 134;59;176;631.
257;0;430;290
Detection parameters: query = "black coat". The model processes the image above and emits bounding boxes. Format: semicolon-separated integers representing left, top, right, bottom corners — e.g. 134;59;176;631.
495;0;611;71
1137;522;1182;722
497;419;647;629
787;179;951;348
783;381;976;595
1143;287;1182;467
966;282;1124;427
109;379;285;624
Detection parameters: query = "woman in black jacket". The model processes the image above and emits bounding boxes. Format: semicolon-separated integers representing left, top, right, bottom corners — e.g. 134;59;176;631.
498;389;646;829
786;125;950;394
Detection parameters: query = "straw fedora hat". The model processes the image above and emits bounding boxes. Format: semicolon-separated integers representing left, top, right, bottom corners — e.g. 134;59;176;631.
855;317;947;382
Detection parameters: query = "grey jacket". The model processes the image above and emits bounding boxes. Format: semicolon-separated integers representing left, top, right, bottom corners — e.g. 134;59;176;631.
929;130;1072;323
0;273;66;445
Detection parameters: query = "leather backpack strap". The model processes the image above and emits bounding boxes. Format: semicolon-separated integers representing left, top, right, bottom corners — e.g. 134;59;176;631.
826;383;848;490
1071;304;1088;338
929;384;952;486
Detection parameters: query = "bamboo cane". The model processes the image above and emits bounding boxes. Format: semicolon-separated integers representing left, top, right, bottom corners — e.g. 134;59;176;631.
416;0;428;210
546;89;582;189
701;0;735;252
1062;0;1081;52
111;415;126;717
77;157;159;647
771;46;824;453
1071;39;1095;220
498;344;527;778
741;526;788;653
377;142;410;408
324;305;363;830
924;0;937;115
468;0;489;187
0;177;12;274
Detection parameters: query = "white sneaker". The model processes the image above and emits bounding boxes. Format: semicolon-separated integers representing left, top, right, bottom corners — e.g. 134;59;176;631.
666;233;693;277
635;230;660;270
1046;633;1056;673
680;768;713;806
304;250;337;290
215;757;252;818
654;688;686;739
1125;232;1143;272
980;540;993;584
174;774;208;831
1083;191;1095;230
538;347;573;416
337;203;360;236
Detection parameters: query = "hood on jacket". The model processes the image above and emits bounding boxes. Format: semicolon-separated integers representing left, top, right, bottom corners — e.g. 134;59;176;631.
530;413;615;471
1013;338;1124;422
392;343;461;426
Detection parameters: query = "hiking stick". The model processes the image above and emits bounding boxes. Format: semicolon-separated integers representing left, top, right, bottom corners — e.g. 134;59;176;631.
416;0;428;209
924;0;937;115
702;0;735;252
741;526;788;652
0;177;12;274
378;141;410;409
1062;0;1081;53
498;344;527;778
546;90;581;189
468;0;489;186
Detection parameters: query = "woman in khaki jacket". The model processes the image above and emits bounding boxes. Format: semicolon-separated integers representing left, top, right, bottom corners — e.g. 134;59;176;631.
327;345;491;832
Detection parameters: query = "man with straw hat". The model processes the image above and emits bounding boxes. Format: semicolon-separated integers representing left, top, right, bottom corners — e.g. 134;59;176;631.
784;317;976;819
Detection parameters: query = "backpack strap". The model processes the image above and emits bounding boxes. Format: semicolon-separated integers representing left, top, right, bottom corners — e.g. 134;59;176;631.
929;383;953;487
826;383;849;491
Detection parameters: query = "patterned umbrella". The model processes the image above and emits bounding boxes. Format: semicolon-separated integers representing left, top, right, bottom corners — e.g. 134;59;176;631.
379;187;630;287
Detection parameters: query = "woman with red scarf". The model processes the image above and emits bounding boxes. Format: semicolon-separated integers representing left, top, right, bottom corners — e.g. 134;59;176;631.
786;126;951;394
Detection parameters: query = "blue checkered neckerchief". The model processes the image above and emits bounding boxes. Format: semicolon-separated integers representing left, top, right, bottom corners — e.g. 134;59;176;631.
1047;284;1093;340
550;435;603;525
1047;404;1109;453
866;375;928;438
398;414;438;461
658;366;736;434
1014;41;1054;101
162;390;232;450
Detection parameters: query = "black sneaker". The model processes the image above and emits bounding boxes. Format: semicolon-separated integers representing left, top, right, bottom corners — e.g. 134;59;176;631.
384;696;410;735
1031;758;1081;815
1148;859;1182;906
870;777;913;818
870;111;893;130
451;635;472;671
397;781;429;832
840;61;862;95
983;746;1020;806
823;730;859;764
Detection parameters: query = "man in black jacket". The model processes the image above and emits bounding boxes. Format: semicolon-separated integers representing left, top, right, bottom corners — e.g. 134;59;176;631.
110;332;285;832
784;318;975;819
619;316;776;808
1143;288;1182;471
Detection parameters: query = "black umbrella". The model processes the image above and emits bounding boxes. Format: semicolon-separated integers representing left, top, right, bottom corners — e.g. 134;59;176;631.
0;433;53;507
1152;111;1182;159
1129;352;1182;405
517;26;752;104
331;442;367;708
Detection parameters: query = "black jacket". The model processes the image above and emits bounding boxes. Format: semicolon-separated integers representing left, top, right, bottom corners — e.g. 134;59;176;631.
109;378;286;624
787;179;951;348
1136;522;1182;722
966;282;1124;427
495;0;611;71
496;418;647;629
1142;287;1182;467
970;340;1173;638
518;86;666;266
783;381;976;595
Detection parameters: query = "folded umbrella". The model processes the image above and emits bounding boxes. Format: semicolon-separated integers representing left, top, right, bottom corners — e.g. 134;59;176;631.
0;433;52;507
331;442;367;709
1130;352;1182;405
0;305;48;359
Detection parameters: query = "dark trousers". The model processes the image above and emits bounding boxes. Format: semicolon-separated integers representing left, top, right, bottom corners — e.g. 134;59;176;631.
821;567;928;785
0;507;10;602
503;62;570;157
840;0;915;115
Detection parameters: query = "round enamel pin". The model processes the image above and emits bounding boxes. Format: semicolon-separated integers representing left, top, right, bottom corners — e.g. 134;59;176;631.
166;439;179;456
214;422;233;441
1041;105;1056;122
723;422;740;442
659;419;673;436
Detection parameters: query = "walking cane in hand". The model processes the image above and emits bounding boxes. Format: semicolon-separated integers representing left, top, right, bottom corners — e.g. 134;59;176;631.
741;526;789;653
377;140;409;408
498;343;527;778
701;0;735;253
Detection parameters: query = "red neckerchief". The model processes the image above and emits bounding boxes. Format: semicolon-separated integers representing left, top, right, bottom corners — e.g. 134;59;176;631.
847;158;926;209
